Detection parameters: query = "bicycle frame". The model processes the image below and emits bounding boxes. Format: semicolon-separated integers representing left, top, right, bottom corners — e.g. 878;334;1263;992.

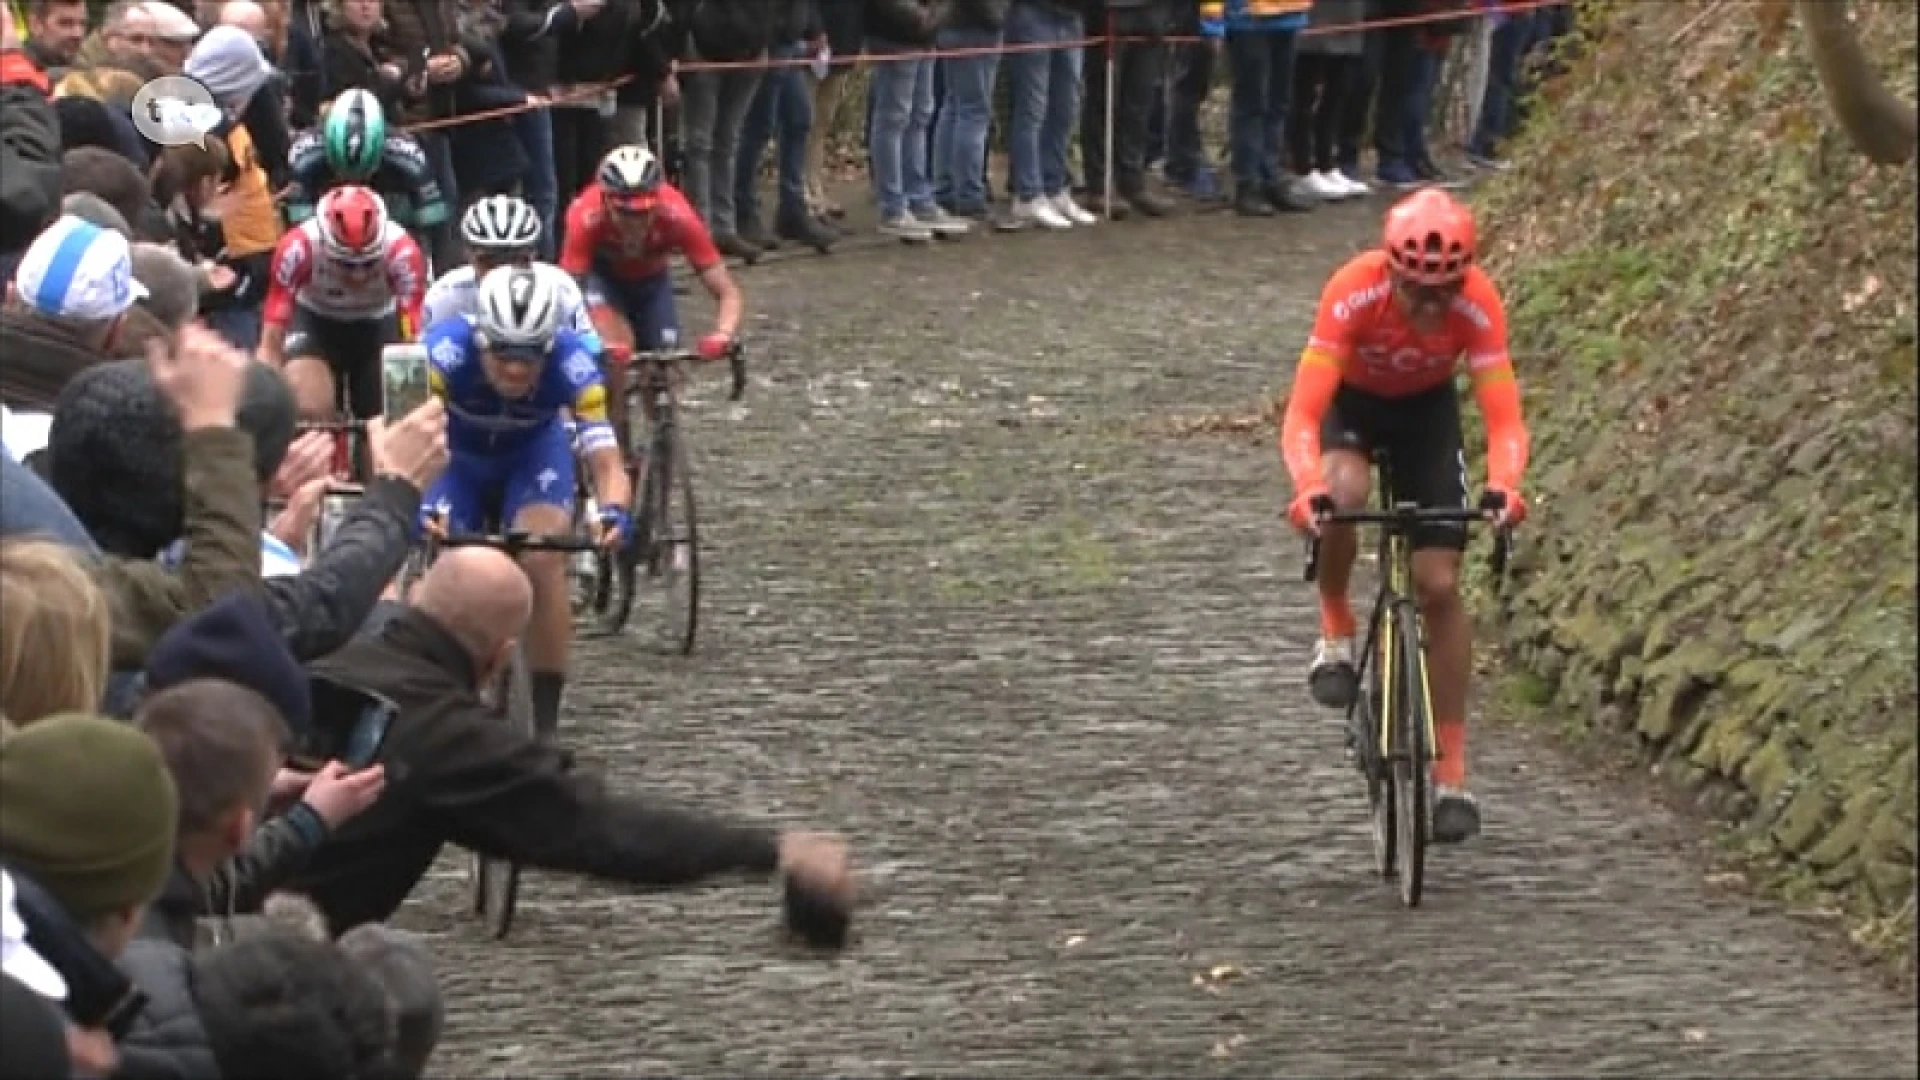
1302;458;1511;775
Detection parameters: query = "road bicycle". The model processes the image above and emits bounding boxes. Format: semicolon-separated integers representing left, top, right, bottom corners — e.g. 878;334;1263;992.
1303;451;1508;908
574;336;747;654
402;524;604;940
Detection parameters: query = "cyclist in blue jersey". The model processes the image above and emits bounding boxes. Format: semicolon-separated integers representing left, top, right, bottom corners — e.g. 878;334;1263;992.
422;265;633;736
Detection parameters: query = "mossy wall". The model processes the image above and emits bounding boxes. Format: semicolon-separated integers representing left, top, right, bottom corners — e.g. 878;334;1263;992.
1470;0;1916;963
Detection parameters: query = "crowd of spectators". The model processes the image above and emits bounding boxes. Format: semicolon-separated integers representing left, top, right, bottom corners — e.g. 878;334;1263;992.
0;0;1568;1074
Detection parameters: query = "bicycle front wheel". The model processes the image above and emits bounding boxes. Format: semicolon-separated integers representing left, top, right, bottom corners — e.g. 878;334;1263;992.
1390;599;1432;908
1363;618;1396;880
633;430;700;656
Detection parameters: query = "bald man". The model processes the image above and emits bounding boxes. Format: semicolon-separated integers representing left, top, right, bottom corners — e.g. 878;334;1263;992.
291;548;856;938
217;0;267;42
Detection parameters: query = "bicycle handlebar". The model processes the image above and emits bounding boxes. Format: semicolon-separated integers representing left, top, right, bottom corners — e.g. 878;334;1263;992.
1302;504;1512;583
432;530;602;554
626;341;749;401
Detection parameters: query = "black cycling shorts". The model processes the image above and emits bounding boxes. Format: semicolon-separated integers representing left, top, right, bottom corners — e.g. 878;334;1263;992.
1320;381;1470;552
283;307;402;420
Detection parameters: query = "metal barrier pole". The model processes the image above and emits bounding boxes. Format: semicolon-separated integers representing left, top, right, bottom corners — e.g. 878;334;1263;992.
1103;12;1117;220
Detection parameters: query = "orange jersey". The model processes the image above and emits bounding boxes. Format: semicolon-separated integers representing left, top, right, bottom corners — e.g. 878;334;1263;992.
1280;250;1529;493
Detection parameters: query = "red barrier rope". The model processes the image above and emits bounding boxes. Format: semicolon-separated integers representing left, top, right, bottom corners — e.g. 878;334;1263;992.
401;0;1571;135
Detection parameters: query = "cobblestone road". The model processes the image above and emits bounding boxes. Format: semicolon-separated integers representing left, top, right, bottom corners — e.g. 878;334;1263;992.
400;200;1919;1078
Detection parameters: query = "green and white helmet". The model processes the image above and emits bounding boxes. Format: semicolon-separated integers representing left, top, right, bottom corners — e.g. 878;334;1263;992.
322;89;386;181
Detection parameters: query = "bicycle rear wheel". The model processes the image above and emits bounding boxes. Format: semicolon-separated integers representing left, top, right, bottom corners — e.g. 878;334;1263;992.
1390;600;1432;908
633;431;699;656
470;645;533;938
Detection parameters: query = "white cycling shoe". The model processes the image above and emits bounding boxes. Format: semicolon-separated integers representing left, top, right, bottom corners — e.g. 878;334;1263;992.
1307;636;1359;709
1431;785;1482;844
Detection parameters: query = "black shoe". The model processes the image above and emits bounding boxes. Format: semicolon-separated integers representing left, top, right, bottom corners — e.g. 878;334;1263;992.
1121;186;1175;218
714;231;762;264
1266;178;1318;213
738;219;779;251
1234;188;1275;216
775;213;837;254
1414;158;1464;189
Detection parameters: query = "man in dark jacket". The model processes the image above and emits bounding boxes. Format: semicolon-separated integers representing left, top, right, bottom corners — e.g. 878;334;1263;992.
288;546;857;936
1078;0;1176;217
1;30;65;282
496;0;602;256
734;0;837;254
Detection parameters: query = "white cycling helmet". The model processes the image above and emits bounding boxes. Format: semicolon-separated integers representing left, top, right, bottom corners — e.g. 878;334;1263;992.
476;265;562;349
596;145;662;208
461;195;542;250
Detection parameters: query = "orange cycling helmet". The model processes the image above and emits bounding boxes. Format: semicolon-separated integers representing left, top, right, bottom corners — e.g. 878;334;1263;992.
1382;187;1476;285
316;185;387;259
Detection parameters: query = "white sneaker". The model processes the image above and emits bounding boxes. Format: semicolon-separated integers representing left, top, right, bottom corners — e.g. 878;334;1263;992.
914;205;971;237
1306;170;1350;201
1333;170;1371;197
1048;191;1097;225
878;211;932;241
1013;196;1071;230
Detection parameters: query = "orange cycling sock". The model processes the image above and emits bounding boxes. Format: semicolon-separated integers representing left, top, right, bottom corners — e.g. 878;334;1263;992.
1319;593;1357;641
1433;720;1467;788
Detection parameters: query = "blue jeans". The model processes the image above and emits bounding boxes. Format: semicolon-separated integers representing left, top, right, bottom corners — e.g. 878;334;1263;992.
867;42;938;217
1405;46;1440;166
931;28;1001;213
736;42;815;227
1225;29;1300;190
1004;2;1082;201
1372;28;1419;173
513;106;558;259
205;304;262;353
1163;38;1214;184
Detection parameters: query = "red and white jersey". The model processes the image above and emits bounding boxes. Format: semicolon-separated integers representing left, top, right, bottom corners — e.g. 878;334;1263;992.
263;218;427;327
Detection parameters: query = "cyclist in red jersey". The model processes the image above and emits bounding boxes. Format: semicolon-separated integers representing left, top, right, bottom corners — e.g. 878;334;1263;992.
1277;187;1532;844
260;185;427;423
560;146;743;453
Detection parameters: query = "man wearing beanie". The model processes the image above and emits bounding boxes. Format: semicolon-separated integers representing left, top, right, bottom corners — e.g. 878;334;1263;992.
185;25;278;350
47;323;266;672
0;713;180;968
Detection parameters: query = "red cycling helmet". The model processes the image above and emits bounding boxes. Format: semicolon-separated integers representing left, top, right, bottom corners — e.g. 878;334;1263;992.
1382;187;1476;286
316;185;388;259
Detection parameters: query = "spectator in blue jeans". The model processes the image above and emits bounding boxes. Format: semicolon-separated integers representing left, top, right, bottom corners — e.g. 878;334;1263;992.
736;4;839;254
1203;0;1317;216
931;0;1008;219
866;0;970;242
1001;0;1093;230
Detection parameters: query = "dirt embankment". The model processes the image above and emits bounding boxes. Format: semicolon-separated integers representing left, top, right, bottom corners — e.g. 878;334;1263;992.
1471;1;1916;970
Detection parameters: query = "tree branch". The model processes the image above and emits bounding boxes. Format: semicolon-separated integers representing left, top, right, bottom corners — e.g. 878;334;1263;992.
1795;0;1918;166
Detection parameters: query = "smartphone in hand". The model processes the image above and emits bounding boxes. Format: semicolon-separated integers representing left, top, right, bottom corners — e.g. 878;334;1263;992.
381;342;433;419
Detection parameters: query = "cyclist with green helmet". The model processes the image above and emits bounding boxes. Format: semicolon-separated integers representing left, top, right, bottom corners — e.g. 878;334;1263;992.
283;89;449;231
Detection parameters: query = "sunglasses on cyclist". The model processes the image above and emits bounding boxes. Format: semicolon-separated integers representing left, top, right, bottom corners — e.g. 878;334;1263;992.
1393;275;1464;307
489;344;546;366
472;248;535;273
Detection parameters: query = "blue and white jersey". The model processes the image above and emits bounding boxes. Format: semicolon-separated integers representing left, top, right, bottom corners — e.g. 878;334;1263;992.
424;315;617;458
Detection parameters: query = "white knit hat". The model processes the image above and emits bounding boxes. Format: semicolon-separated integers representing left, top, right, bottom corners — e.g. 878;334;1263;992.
184;25;270;105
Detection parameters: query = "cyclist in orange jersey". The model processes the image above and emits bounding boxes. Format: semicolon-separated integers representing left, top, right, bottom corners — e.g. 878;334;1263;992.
1277;187;1531;844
